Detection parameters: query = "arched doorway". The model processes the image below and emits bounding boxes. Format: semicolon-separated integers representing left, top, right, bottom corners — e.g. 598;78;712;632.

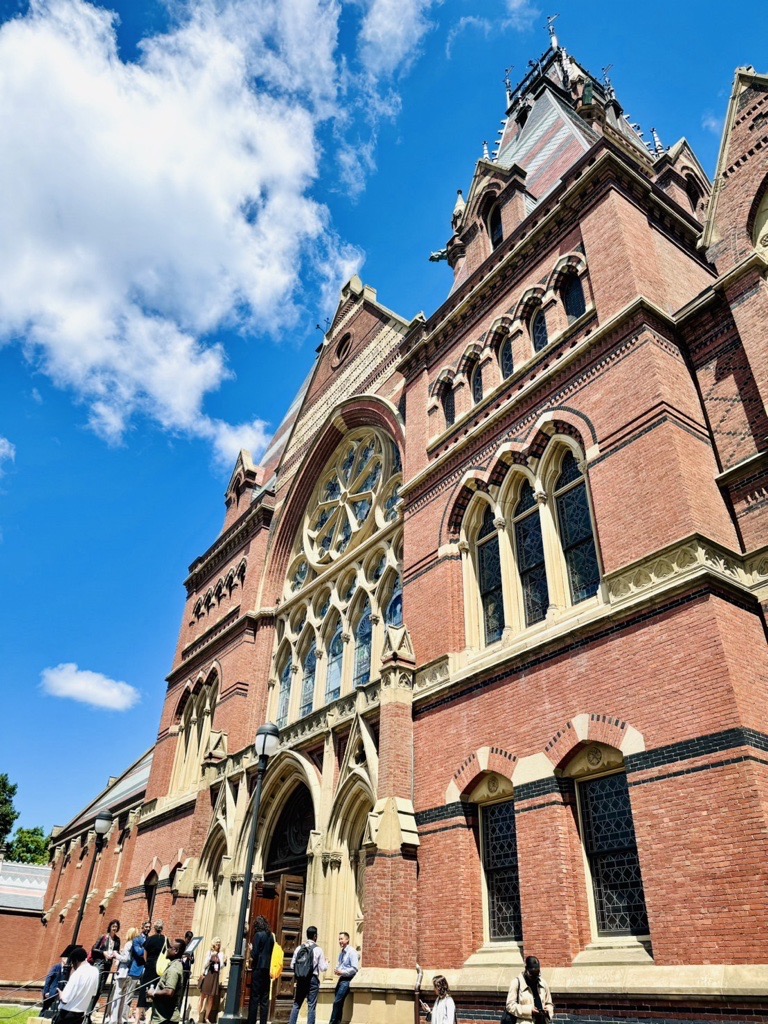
247;784;314;1023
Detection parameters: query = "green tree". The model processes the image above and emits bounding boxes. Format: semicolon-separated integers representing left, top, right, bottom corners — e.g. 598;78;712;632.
6;826;50;865
0;774;19;850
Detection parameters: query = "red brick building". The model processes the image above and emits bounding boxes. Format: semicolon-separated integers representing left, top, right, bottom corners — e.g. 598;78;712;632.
33;43;768;1024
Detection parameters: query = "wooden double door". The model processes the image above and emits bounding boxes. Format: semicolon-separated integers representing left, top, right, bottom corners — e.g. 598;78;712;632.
243;873;305;1023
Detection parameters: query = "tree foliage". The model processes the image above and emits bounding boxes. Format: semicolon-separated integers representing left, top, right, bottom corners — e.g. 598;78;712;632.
6;826;50;865
0;774;19;850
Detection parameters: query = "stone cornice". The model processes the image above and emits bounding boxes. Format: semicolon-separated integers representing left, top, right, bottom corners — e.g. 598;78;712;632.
674;250;768;324
138;791;197;830
413;535;767;711
185;496;274;594
168;611;265;683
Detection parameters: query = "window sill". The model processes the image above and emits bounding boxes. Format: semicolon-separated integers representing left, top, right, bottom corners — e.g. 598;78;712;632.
573;936;653;967
456;941;524;992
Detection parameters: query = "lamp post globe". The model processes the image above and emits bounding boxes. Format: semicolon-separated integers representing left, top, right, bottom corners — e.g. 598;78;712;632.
220;723;280;1024
94;810;113;838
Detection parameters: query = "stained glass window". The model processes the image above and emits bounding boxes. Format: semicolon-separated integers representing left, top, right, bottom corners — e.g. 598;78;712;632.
477;506;503;645
500;337;514;380
514;484;548;626
353;604;372;688
472;363;483;405
483;800;523;941
326;625;343;703
299;644;317;718
276;659;292;728
532;309;548;352
562;274;586;323
579;773;649;935
386;579;403;627
385;486;401;522
555;454;600;605
442;386;455;427
291;561;309;592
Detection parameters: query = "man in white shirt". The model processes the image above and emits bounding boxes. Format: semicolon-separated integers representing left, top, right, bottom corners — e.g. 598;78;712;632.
59;946;100;1024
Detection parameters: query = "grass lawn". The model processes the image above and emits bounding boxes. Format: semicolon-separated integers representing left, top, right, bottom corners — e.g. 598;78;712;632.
0;1008;44;1024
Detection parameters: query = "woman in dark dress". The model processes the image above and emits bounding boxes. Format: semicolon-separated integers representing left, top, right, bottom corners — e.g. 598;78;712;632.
138;922;166;1015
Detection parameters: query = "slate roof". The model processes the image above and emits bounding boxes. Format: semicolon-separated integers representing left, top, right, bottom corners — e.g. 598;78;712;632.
59;748;153;838
0;859;50;912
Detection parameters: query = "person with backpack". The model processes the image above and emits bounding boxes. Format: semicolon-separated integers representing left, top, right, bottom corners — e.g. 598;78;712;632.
287;926;327;1024
246;917;274;1024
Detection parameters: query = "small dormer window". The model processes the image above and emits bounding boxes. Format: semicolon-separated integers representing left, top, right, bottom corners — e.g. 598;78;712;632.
685;174;702;215
488;204;503;250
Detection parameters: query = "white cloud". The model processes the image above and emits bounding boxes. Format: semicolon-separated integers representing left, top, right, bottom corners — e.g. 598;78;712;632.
358;0;436;78
446;16;491;59
702;112;723;136
0;436;15;476
41;662;140;711
503;0;539;31
0;0;378;466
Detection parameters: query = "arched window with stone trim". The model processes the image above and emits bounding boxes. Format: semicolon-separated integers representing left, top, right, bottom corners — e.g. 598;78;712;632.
353;602;372;688
476;505;504;645
499;336;514;380
326;622;344;704
531;308;548;352
488;203;503;250
466;771;522;943
562;743;649;938
276;657;292;728
554;452;600;604
171;675;219;794
513;482;549;626
299;643;317;718
561;273;586;324
471;361;483;405
385;577;403;628
442;384;455;427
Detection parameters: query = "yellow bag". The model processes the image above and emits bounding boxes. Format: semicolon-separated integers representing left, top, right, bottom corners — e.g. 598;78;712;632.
155;939;170;979
269;937;284;981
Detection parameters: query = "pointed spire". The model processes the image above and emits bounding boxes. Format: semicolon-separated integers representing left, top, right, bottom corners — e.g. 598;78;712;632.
650;126;665;155
482;140;490;161
451;189;466;231
504;66;514;107
547;13;560;51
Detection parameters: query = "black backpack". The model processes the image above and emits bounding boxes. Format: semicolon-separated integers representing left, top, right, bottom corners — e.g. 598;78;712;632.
293;944;314;980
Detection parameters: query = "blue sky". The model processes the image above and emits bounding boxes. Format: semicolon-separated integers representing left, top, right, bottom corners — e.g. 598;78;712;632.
0;0;765;837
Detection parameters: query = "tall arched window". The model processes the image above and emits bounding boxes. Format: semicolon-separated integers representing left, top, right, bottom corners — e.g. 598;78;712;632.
554;452;600;604
561;274;586;324
499;337;514;380
276;658;292;728
299;643;317;718
531;309;548;352
477;506;504;645
442;385;455;427
326;624;344;704
489;204;503;250
471;362;483;405
513;483;549;626
353;604;372;688
385;579;403;628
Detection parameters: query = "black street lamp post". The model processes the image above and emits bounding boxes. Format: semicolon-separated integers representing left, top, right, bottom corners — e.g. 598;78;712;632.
220;722;280;1024
71;809;114;947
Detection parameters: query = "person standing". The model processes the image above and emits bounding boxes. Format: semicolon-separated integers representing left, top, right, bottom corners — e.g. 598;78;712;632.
137;922;161;1021
247;917;274;1024
419;976;455;1024
42;955;67;1017
111;928;140;1024
327;932;359;1024
287;926;328;1024
150;939;187;1024
58;946;100;1024
506;956;553;1024
92;920;122;998
197;938;226;1024
129;924;149;1024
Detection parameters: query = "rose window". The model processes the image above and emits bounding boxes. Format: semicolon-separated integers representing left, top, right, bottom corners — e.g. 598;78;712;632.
302;429;402;569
